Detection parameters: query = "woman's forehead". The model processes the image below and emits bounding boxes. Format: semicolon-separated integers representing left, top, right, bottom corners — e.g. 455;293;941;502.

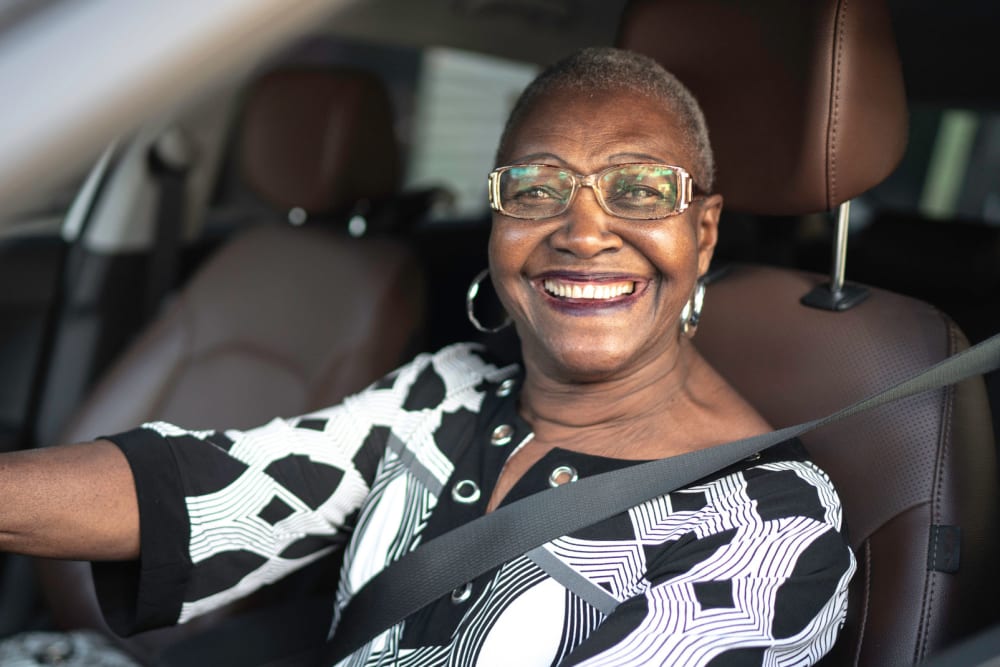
503;88;692;168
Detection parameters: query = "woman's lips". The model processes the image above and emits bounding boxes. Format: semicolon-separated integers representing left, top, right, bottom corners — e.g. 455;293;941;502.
532;273;649;310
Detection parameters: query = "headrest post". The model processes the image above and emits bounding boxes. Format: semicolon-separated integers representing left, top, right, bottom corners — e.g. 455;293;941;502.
831;200;851;293
800;199;870;312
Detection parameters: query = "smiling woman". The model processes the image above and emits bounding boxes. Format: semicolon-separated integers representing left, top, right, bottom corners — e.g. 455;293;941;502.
0;48;853;666
488;69;722;386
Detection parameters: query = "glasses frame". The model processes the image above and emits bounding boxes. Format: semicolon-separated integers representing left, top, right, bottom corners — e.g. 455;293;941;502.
487;162;697;221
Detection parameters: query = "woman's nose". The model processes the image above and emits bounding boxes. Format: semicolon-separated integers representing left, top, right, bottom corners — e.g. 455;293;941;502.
549;187;623;257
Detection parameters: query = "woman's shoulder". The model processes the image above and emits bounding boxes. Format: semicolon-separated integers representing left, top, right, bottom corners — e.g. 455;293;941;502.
410;342;520;384
358;342;521;406
684;438;845;532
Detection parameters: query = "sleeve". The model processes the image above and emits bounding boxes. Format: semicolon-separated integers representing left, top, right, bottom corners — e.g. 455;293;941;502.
92;356;434;636
560;460;857;667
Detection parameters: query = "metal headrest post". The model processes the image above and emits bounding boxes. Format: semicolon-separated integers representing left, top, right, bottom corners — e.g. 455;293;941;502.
800;200;870;311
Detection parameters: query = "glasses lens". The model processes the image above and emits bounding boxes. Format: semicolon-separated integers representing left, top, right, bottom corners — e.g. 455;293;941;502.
498;165;574;219
598;165;680;220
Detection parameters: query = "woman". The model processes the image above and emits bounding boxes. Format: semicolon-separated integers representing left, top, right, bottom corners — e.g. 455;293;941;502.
0;48;853;665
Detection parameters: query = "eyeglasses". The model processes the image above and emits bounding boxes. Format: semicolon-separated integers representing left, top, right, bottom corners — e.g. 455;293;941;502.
487;163;697;221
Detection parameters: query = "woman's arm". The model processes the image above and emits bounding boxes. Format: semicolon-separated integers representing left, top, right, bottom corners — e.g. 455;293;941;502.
0;440;139;560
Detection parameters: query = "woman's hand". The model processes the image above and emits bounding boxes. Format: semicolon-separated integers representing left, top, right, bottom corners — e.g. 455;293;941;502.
0;440;139;560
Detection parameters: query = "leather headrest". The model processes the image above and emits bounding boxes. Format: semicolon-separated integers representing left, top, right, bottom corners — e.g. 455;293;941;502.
239;67;400;215
618;0;908;214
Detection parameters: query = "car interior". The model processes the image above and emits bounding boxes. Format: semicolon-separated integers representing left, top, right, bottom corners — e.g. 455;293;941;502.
621;1;998;665
1;0;999;665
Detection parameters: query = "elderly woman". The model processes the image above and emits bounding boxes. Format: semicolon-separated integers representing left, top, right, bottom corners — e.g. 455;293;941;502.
0;48;853;665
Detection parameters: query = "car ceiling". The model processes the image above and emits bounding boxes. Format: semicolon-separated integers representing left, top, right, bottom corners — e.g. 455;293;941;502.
325;0;627;65
326;0;1000;109
1;0;996;226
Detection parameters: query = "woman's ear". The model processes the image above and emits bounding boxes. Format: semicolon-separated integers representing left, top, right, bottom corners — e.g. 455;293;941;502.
695;193;723;277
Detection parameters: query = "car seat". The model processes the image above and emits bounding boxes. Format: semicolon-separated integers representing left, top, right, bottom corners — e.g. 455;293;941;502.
33;65;427;663
618;1;999;665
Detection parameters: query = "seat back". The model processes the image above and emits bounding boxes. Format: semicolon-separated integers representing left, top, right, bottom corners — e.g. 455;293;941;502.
237;66;401;219
60;225;424;436
37;66;426;662
619;1;999;664
62;61;424;448
696;266;997;665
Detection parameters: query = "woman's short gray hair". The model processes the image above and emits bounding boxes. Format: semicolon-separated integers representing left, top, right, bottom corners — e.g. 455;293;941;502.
497;47;716;192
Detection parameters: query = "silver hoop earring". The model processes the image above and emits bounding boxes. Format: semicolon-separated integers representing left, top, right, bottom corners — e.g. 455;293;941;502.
466;269;512;334
680;280;706;338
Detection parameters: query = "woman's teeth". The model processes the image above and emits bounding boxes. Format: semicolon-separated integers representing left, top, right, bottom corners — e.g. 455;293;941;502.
543;280;635;300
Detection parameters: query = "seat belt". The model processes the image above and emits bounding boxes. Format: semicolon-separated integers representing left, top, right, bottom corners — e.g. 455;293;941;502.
324;332;1000;664
144;128;192;322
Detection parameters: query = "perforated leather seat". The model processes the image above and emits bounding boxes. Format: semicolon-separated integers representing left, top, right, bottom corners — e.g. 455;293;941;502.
618;0;999;664
35;65;426;663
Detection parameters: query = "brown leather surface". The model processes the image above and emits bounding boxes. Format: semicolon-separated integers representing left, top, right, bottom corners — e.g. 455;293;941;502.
60;225;424;438
696;265;999;664
822;510;931;666
38;224;425;661
618;0;908;214
239;67;401;215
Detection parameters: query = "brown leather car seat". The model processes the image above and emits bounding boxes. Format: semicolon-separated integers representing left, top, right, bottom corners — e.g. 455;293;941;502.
619;1;999;665
35;66;426;663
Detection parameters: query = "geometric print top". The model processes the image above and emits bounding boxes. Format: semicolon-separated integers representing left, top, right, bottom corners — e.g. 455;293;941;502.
96;343;856;666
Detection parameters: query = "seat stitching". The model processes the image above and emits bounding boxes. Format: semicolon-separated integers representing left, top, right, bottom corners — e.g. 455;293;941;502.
828;0;849;207
852;539;872;666
915;316;958;661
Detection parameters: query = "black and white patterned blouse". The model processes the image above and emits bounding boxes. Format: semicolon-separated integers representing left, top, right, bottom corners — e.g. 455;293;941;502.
96;343;855;666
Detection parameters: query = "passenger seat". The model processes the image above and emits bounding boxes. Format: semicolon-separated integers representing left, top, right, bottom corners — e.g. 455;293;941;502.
34;65;427;664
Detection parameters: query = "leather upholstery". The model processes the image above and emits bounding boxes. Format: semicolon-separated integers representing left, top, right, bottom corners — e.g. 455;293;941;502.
618;0;908;214
695;266;998;665
239;67;401;215
36;67;425;663
59;226;424;438
619;0;998;663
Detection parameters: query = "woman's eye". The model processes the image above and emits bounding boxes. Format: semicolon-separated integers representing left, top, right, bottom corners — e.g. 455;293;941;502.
612;185;662;202
627;187;657;199
514;186;558;200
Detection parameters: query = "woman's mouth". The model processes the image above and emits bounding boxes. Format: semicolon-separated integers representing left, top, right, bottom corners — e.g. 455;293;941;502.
534;274;647;312
542;278;636;300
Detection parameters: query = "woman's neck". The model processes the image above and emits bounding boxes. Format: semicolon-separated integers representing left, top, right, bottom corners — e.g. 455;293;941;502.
517;340;706;457
487;339;770;511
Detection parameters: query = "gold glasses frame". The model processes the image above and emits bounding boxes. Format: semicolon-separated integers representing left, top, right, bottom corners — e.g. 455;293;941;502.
487;163;697;221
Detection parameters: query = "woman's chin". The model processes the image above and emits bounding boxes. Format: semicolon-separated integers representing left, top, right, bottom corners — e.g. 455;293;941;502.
530;338;657;384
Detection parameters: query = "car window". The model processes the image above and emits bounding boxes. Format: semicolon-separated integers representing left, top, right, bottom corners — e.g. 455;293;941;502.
862;106;1000;224
404;48;538;219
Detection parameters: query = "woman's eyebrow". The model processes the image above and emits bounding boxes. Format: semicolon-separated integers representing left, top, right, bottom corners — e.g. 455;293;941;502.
508;152;565;165
607;151;669;163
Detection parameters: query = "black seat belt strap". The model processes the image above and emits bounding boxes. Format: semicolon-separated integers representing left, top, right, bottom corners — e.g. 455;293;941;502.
325;332;1000;664
144;129;192;322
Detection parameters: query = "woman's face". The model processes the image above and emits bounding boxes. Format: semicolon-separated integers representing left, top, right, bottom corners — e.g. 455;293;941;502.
488;87;722;382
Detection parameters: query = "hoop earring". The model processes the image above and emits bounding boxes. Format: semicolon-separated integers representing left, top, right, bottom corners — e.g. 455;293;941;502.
466;269;512;334
679;280;706;338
